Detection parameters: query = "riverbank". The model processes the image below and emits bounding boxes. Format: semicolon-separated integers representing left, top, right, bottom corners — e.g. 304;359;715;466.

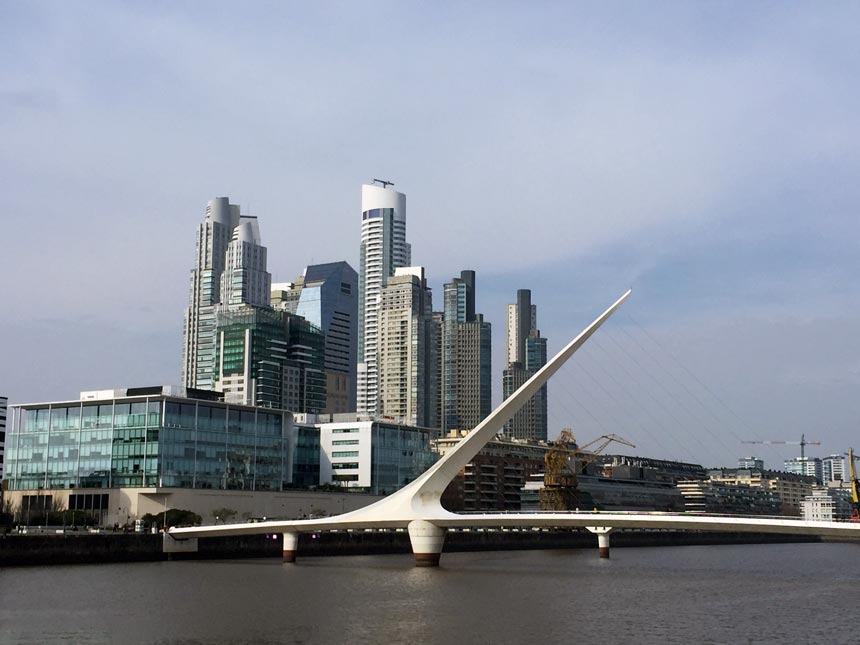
0;528;824;567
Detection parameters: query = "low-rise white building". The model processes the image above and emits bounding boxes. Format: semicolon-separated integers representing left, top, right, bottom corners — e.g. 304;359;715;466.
802;485;853;521
296;413;438;496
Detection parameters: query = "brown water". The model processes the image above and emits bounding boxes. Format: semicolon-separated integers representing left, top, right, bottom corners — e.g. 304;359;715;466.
1;543;858;644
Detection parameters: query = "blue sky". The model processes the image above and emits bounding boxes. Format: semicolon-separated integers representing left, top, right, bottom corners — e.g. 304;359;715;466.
3;2;860;467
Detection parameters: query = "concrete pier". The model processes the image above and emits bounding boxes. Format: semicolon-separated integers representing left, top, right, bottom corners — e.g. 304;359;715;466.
282;532;298;563
408;520;446;567
586;526;614;559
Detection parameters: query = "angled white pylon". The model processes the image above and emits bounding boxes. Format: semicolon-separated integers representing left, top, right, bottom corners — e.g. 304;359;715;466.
343;288;634;523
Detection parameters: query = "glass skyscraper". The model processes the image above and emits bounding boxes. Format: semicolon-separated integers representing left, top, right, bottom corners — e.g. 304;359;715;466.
272;261;358;413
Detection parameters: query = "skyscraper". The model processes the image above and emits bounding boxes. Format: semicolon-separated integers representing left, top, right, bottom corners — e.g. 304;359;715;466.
220;218;270;308
272;261;358;413
182;197;240;389
822;455;845;482
182;198;270;390
441;270;492;432
357;182;411;418
502;289;548;440
376;267;434;427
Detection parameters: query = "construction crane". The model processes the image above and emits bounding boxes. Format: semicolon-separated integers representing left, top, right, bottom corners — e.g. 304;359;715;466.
741;433;821;459
848;447;860;522
540;429;635;511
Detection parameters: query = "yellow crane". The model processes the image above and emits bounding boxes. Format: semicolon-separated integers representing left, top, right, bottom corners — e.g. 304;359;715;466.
848;447;860;522
540;429;635;511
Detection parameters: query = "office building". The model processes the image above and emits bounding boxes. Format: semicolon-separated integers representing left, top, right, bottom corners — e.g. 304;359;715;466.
357;182;411;419
502;289;548;440
3;387;385;526
376;267;435;427
214;306;326;414
738;456;764;470
441;271;492;432
784;456;823;483
822;454;846;482
182;198;270;390
298;414;437;496
707;468;817;515
272;261;358;413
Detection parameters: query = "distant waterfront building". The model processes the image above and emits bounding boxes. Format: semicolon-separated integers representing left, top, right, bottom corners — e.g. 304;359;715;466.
435;431;548;512
182;198;270;390
0;395;7;480
502;289;548;440
441;271;492;433
707;468;817;516
784;457;823;484
822;454;846;482
272;261;358;414
357;183;411;419
376;267;435;427
802;486;853;521
3;387;318;524
298;414;437;496
214;306;326;414
676;479;781;515
738;456;764;470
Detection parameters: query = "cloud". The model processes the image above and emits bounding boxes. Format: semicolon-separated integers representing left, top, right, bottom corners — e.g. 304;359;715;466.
2;3;859;466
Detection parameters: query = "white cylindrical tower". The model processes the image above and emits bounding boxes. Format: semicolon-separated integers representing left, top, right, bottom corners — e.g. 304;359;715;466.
357;183;410;418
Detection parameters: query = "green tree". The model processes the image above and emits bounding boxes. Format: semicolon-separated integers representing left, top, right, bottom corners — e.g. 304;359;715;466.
211;507;238;524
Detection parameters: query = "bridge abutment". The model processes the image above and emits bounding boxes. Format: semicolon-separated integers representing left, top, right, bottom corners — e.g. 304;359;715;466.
586;526;614;558
282;531;298;563
408;520;446;567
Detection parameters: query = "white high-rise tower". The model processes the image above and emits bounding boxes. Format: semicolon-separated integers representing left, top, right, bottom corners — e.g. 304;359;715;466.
357;182;410;417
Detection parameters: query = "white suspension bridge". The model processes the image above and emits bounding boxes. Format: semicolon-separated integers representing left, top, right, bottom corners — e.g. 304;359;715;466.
169;290;860;565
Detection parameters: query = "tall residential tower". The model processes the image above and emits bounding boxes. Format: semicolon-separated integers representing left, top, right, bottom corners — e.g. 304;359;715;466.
376;267;435;427
357;182;411;418
502;289;548;440
441;270;492;432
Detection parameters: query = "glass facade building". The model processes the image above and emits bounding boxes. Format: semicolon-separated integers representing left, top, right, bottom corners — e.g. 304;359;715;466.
5;389;296;492
215;306;326;414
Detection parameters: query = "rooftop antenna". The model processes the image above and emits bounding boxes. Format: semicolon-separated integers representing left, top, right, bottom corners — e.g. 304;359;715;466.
372;178;395;188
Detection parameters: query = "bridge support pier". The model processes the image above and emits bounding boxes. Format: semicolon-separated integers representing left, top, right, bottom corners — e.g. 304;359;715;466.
586;526;614;558
408;520;446;567
282;531;298;563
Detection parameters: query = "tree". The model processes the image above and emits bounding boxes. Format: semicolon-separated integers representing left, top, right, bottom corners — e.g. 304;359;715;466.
211;507;237;524
141;508;202;528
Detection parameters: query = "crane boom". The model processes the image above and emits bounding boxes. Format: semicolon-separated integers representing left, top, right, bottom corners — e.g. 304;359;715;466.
741;433;821;458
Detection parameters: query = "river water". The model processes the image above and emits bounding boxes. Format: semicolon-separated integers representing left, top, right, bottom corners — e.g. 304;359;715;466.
1;542;858;644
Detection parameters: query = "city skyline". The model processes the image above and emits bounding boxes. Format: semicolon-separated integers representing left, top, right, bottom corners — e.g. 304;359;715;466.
3;4;860;468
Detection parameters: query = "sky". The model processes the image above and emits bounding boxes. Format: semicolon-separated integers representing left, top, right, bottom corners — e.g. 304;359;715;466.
3;2;860;469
